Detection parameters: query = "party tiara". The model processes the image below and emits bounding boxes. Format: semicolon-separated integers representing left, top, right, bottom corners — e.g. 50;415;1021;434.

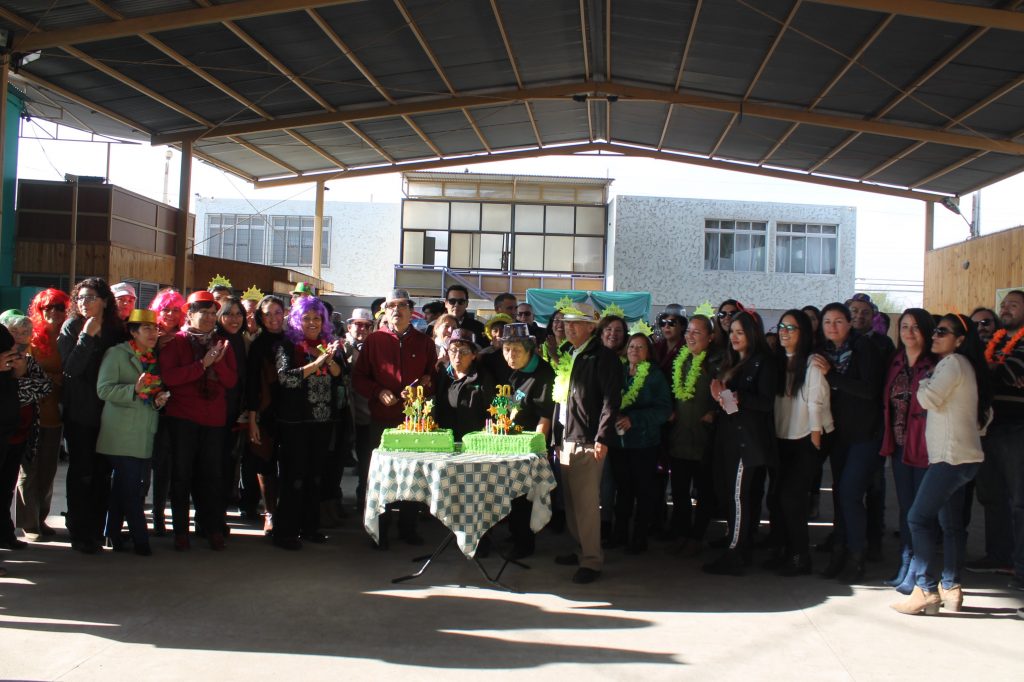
241;285;264;301
628;319;654;337
600;303;626;319
693;300;716;318
554;295;576;312
208;274;232;290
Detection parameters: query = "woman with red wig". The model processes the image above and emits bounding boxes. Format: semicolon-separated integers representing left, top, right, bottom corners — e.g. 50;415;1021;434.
16;289;70;541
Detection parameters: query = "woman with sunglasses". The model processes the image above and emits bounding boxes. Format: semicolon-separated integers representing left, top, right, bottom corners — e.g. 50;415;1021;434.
879;309;936;593
705;311;777;575
58;278;127;554
812;302;884;583
772;310;833;575
891;314;992;615
17;289;70;541
654;304;687;374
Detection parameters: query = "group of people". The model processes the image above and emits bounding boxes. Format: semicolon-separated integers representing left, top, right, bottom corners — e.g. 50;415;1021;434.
1;278;1022;617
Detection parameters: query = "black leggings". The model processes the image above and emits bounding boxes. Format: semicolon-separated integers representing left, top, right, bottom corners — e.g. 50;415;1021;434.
776;436;821;557
669;457;715;541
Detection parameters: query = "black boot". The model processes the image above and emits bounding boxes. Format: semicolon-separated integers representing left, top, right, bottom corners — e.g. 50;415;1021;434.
838;550;866;583
821;546;848;579
779;553;813;577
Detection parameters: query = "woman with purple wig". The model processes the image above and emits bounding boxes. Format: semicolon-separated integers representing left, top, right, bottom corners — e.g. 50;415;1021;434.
272;296;342;550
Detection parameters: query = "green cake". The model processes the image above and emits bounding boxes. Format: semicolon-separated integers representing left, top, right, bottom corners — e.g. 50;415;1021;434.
379;428;454;453
461;431;547;455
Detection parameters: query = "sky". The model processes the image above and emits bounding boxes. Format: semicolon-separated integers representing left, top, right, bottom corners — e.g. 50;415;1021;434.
16;118;1024;308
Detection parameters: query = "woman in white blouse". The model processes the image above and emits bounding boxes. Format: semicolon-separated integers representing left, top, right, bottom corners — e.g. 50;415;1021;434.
772;310;834;576
892;313;992;615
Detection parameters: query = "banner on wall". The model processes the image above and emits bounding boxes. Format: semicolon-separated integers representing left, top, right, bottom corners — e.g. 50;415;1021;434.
525;289;652;324
996;287;1024;308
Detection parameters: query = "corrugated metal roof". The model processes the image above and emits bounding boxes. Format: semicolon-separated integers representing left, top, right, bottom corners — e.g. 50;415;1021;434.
405;171;611;186
3;0;1021;199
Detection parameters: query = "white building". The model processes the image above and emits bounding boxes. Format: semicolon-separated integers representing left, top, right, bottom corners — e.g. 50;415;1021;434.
609;195;857;315
193;196;399;297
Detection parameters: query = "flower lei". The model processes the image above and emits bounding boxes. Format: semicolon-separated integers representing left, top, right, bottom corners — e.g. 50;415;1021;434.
620;361;651;409
671;347;707;402
985;328;1024;365
129;340;163;403
552;350;574;404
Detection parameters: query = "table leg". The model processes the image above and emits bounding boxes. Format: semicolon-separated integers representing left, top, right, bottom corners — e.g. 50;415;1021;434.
392;532;455;584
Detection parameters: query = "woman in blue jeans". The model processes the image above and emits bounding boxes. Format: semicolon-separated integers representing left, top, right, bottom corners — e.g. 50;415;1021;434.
892;314;992;615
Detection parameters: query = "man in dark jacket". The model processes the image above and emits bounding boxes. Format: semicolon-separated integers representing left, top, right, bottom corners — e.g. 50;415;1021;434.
552;302;622;583
443;285;485;338
352;289;435;547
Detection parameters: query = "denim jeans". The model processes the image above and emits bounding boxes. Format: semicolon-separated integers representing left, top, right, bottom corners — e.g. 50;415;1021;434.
909;461;980;592
836;438;884;553
890;447;928;554
105;454;151;548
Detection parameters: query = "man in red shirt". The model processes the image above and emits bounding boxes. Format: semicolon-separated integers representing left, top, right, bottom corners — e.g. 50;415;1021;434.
353;289;435;548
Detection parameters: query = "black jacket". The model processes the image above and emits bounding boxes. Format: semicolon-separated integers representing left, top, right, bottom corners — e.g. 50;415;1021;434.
509;355;555;439
435;363;496;441
717;351;778;468
0;325;18;433
244;329;283;415
557;336;622;447
58;316;125;426
825;333;884;445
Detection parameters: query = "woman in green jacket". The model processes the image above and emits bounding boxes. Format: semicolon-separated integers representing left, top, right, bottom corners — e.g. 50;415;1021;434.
608;328;673;553
96;310;169;555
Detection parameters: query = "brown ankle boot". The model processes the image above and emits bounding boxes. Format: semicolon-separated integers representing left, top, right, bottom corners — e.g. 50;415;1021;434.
890;586;941;615
938;584;963;612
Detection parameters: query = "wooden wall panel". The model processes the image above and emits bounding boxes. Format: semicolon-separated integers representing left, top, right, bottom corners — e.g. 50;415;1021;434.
193;255;330;296
14;241;110;279
108;246;176;284
924;226;1024;312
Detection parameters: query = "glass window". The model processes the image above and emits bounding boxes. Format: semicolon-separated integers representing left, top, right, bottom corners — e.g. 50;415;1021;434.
514;235;544;270
479;234;505;269
445;183;478;198
286;230;301;266
822;237;837;274
544;236;574;271
403;200;449;230
450;202;480;230
222;220;235;259
514;204;544;232
704;232;719;270
577;188;605;204
751;234;766;271
807;236;821;274
300;230;313;266
573;236;603;273
271;228;286;264
576;206;605;235
775;235;789;272
481;203;512;232
719;232;734;271
407;180;442;197
425;230;449;251
449;233;477;268
250;225;264;263
775;222;837;274
542;186;575;202
545;205;574;234
403;231;424;265
735;232;751;271
478;184;513;200
790;236;806;274
235;223;249;261
516;184;541;201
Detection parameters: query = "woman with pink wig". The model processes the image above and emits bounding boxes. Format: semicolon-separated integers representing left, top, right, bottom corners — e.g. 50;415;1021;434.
146;287;185;534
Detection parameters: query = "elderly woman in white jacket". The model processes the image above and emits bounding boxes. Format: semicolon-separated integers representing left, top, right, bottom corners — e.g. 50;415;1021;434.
892;313;992;616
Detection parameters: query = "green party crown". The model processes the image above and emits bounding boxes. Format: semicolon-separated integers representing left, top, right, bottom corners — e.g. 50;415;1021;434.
693;300;716;318
241;285;264;302
628;319;654;337
208;274;232;290
600;303;626;319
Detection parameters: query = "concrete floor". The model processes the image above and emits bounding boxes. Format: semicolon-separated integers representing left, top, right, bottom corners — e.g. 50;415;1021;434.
1;462;1021;681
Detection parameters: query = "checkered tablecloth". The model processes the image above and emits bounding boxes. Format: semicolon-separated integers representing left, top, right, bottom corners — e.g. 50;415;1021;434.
363;449;557;557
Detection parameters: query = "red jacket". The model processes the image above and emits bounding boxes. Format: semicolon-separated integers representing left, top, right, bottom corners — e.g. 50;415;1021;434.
161;331;237;427
879;351;935;468
353;326;435;426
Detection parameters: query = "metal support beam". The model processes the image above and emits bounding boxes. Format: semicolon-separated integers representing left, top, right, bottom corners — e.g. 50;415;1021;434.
312;180;325;279
0;55;8;267
175;140;192;292
153;81;1024;157
15;0;361;51
804;0;1024;32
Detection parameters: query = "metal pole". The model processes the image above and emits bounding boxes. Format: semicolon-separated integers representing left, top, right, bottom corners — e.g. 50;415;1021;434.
69;176;79;287
312;179;324;280
0;55;8;280
175;141;192;291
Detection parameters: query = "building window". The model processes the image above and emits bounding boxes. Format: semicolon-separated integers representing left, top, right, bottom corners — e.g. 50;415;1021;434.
704;219;767;272
775;223;837;275
206;213;329;267
401;199;606;274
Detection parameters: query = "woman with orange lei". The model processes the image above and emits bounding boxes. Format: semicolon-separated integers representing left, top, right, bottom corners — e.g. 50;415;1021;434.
17;289;70;541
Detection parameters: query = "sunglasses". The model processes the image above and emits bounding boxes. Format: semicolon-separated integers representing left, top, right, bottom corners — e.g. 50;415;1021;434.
932;327;958;337
975;318;994;327
717;310;736;319
447;298;468;306
658;319;678;328
778;323;799;332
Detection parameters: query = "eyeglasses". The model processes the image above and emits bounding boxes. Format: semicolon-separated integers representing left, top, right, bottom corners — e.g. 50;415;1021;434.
43;304;66;313
975;318;994;327
516;311;533;318
778;323;799;332
385;302;411;311
448;347;474;357
447;298;468;306
76;295;98;304
932;327;958;337
658;319;677;328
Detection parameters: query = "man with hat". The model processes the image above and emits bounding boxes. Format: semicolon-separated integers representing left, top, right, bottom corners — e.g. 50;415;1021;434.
353;289;436;547
111;282;137;322
291;282;315;308
502;322;556;559
342;307;375;511
552;301;622;583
